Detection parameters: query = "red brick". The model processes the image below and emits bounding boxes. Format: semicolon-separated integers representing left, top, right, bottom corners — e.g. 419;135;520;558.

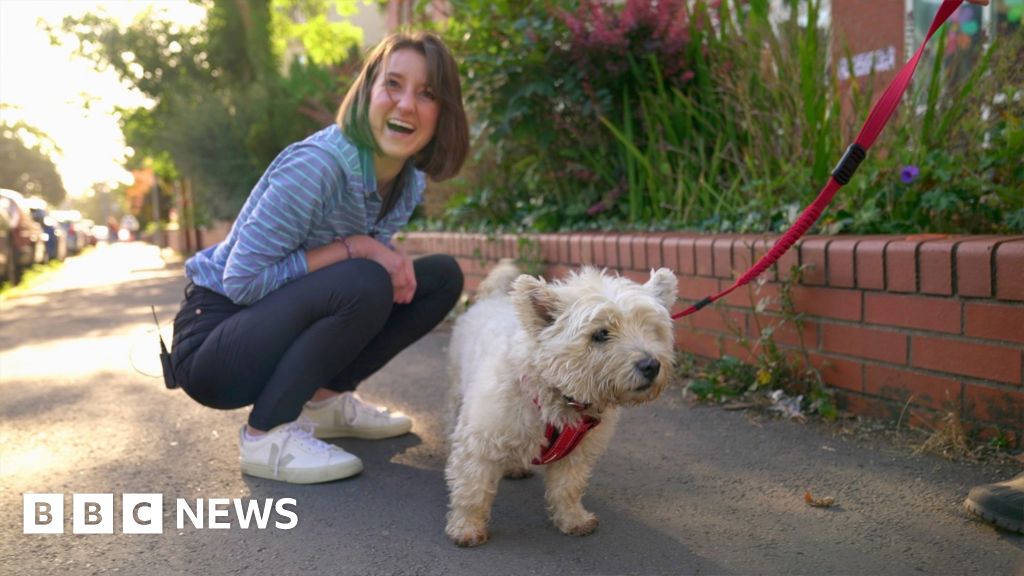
912;336;1022;384
622;270;649;285
996;239;1024;301
547;264;572;280
838;392;900;421
885;239;918;293
826;237;858;288
956;238;1001;297
864;365;961;411
686;309;748;337
678;276;721;302
749;313;820;350
464;274;481;294
808;353;864;392
662;237;688;275
618;235;635;270
627;234;645;270
695;237;715;277
540;234;559;264
964;383;1024;430
790;285;862;321
775;239;800;282
864;293;960;333
752;237;778;282
602;235;619;268
711;236;736;278
855;238;893;290
675;327;720;359
717;337;749;361
720;280;782;311
676;236;697;275
822;323;908;364
558;234;572;265
569;234;582;265
646;235;665;271
576;234;594;266
918;237;958;296
590;234;607;267
965;302;1024;344
799;237;830;286
732;237;755;279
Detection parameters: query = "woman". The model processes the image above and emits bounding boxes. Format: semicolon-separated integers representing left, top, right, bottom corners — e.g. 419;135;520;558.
170;32;469;484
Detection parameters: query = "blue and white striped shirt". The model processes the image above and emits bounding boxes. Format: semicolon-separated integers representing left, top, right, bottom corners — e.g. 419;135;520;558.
185;124;425;305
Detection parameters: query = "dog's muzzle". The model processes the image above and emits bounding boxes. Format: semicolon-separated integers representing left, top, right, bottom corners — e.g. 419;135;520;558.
633;357;661;391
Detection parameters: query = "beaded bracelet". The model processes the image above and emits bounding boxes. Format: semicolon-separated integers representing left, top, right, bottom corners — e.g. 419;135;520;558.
336;236;353;260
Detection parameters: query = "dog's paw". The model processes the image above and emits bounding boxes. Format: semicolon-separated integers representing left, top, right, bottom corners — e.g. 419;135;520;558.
503;467;534;480
555;512;599;536
447;528;489;547
446;516;490;547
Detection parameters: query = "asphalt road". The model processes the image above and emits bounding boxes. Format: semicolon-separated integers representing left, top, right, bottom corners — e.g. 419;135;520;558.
1;242;1021;576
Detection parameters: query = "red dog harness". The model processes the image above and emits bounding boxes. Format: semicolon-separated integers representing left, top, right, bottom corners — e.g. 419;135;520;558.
532;399;601;465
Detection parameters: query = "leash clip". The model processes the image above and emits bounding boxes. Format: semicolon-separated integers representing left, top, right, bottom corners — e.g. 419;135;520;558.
831;143;867;185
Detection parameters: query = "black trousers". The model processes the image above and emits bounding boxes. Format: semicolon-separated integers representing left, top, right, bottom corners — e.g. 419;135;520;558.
170;254;463;431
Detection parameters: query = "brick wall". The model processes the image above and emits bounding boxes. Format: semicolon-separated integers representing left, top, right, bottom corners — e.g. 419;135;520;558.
398;232;1024;445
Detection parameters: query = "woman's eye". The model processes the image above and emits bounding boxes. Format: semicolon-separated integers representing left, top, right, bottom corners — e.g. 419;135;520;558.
591;329;610;343
386;78;400;89
419;90;436;101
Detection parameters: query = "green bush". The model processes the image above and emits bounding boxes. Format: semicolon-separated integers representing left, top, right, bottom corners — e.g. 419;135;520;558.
437;0;1022;235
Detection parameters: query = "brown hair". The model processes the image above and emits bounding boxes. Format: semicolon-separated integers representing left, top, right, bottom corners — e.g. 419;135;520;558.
337;32;469;183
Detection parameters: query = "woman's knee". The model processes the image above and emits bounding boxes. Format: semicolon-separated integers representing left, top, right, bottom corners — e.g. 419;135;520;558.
417;253;464;301
322;258;394;319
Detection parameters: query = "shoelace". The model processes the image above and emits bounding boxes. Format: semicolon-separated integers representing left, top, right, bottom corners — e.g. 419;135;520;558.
342;393;392;425
274;417;333;478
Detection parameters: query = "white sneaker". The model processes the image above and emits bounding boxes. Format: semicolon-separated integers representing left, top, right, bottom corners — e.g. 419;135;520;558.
301;392;413;440
239;418;363;484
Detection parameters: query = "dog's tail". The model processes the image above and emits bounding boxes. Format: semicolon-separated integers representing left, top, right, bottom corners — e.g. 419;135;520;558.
475;258;521;300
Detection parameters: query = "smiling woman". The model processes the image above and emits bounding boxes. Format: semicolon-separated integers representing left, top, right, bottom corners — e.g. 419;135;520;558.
168;32;470;486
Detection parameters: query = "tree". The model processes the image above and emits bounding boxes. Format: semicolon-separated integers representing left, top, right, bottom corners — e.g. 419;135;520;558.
0;120;68;206
48;0;363;220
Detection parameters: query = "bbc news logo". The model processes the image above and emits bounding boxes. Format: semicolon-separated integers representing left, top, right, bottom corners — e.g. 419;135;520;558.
23;494;298;534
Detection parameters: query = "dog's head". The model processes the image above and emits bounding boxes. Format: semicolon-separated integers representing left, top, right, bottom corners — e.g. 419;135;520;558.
511;267;678;408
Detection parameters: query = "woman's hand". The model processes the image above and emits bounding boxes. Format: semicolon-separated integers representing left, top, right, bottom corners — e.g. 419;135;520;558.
350;236;417;304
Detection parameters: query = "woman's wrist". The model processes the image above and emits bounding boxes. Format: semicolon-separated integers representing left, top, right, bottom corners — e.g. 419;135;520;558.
336;236;354;260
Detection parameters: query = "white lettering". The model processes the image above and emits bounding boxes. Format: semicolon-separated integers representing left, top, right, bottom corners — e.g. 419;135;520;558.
24;494;64;534
274;498;298;530
176;498;203;529
233;498;274;529
207;498;231;529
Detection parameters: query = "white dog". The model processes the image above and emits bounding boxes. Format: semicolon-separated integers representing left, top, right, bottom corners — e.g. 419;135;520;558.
445;260;678;546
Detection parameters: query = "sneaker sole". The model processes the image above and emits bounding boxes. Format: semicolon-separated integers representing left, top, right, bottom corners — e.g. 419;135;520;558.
313;422;413;440
964;499;1024;534
241;458;364;484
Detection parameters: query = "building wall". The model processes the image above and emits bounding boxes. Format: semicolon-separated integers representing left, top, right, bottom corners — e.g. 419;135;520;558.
398;231;1024;446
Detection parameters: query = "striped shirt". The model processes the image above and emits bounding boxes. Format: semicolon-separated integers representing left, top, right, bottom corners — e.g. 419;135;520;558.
185;124;425;305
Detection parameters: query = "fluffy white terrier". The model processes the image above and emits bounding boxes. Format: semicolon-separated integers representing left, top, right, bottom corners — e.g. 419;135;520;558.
445;260;678;546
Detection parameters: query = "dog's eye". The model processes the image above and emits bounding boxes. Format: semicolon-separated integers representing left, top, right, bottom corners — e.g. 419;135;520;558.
591;328;610;343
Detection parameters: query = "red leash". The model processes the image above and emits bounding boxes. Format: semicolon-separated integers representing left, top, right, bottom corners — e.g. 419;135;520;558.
673;0;966;320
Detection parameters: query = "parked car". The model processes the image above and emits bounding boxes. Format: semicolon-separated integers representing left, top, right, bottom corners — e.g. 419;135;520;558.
50;209;83;256
0;189;46;283
0;198;13;285
26;197;66;262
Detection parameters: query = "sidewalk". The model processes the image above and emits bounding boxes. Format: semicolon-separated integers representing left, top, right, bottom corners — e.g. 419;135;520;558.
1;242;1021;575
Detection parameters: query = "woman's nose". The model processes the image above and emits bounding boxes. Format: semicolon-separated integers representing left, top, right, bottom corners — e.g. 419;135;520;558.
396;89;415;110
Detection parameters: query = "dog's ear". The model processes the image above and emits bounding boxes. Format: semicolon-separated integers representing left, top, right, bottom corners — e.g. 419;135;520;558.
645;268;678;310
511;274;560;336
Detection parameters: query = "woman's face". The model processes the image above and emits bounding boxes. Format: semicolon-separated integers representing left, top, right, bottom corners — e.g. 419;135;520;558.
368;48;439;175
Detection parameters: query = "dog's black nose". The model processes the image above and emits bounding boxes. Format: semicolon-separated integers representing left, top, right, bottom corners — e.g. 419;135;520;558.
635;357;661;382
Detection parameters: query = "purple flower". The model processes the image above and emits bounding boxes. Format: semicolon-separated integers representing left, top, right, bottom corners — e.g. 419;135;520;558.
900;165;920;184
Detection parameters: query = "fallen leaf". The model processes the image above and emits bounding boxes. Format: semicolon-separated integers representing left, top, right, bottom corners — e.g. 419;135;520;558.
804;490;836;508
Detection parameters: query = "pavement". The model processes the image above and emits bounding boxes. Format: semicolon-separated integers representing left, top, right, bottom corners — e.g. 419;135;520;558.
1;241;1022;576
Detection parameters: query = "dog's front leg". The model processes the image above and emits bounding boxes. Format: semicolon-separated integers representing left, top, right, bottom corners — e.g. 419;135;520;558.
445;440;502;547
543;422;614;536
